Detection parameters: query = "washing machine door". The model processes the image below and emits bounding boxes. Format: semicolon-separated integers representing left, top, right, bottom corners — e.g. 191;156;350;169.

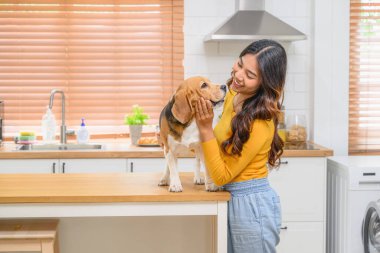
363;201;380;253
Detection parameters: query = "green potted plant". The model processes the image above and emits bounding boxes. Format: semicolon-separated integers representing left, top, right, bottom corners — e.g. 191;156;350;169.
124;104;149;145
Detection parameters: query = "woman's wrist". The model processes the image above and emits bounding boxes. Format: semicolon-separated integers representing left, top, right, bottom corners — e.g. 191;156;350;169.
199;128;214;142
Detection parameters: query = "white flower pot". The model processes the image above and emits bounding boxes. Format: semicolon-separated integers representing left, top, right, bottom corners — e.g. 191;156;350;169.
129;125;142;145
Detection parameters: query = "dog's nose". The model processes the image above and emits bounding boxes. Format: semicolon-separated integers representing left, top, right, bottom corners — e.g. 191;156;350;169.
220;85;227;92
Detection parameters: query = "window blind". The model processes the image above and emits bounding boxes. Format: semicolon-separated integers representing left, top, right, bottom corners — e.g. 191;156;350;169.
349;0;380;154
0;0;184;134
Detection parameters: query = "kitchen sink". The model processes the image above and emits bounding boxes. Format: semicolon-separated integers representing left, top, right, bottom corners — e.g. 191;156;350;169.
16;143;103;151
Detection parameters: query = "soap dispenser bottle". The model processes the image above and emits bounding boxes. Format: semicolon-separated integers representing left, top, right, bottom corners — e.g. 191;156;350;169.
76;118;89;144
41;106;56;143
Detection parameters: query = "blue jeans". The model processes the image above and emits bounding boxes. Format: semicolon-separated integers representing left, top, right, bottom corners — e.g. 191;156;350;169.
224;178;281;253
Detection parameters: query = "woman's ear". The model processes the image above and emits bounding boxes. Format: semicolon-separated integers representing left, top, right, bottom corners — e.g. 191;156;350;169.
171;89;193;124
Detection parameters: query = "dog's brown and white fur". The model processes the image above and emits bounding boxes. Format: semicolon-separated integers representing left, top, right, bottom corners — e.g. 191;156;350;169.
158;76;226;192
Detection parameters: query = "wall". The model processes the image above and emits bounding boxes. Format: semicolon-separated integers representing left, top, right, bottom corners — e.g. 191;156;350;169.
184;0;314;139
314;0;349;155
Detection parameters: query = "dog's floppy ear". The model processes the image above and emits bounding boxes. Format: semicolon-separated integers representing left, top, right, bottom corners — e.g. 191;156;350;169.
171;88;193;124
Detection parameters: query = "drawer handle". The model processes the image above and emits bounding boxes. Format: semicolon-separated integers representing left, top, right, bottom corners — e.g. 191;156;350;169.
280;161;288;165
359;181;380;185
62;162;66;173
52;162;56;173
280;226;288;230
130;162;134;173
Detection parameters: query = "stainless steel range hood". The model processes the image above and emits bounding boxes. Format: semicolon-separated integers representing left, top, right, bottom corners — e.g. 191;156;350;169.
204;0;307;42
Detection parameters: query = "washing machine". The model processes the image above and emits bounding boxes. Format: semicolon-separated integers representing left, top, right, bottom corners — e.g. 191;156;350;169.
363;200;380;253
327;156;380;253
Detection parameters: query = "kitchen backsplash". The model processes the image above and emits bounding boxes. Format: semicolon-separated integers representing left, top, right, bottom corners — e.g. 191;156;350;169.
184;0;313;139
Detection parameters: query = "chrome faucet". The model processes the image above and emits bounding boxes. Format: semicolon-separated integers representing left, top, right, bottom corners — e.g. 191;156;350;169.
49;89;67;144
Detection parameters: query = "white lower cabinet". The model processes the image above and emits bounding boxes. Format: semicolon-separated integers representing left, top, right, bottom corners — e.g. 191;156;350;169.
0;159;58;173
0;157;206;174
178;158;198;172
128;158;195;173
277;222;324;253
128;158;165;173
268;157;326;253
268;157;326;222
60;159;127;173
0;159;127;174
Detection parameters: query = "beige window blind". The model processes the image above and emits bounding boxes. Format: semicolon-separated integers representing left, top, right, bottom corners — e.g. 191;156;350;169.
350;0;380;154
0;0;183;134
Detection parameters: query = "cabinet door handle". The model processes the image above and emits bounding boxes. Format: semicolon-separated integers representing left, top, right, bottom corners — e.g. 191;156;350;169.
62;162;66;173
52;162;56;173
280;226;288;230
130;162;134;173
280;161;288;165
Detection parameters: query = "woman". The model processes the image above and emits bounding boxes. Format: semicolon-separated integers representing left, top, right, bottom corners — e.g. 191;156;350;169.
195;39;286;253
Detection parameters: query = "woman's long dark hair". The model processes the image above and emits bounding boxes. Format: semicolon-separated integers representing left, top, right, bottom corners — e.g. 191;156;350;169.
221;39;287;168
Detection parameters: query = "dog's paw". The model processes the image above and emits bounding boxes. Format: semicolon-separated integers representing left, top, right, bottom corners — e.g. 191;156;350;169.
193;177;205;185
205;183;221;192
169;183;183;192
158;178;169;186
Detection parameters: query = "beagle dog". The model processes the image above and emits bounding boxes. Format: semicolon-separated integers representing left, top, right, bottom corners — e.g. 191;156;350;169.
158;76;226;192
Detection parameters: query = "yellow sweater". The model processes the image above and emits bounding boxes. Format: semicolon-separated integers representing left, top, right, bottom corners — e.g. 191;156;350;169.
201;91;275;186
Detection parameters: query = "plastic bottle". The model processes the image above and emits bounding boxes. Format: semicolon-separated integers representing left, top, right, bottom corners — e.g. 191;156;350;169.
41;106;56;143
76;118;90;144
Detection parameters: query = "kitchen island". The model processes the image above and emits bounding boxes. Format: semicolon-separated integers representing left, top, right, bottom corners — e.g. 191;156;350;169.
0;172;230;253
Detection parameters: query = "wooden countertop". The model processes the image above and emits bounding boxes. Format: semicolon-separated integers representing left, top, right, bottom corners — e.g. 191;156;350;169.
0;139;333;159
0;172;230;203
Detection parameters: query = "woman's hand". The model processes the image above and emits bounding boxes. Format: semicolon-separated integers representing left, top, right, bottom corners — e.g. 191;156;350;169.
195;97;215;142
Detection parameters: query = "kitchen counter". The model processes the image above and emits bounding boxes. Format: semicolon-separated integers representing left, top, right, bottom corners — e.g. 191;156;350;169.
0;172;229;252
0;139;333;159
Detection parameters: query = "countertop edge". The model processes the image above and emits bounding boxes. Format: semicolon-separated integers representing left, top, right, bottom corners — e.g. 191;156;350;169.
0;196;231;203
0;140;334;159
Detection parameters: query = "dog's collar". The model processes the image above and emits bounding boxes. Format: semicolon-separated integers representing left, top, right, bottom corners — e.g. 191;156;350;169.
211;99;224;107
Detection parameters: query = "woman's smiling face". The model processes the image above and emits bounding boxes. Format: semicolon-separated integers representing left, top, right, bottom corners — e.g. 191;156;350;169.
230;54;261;96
